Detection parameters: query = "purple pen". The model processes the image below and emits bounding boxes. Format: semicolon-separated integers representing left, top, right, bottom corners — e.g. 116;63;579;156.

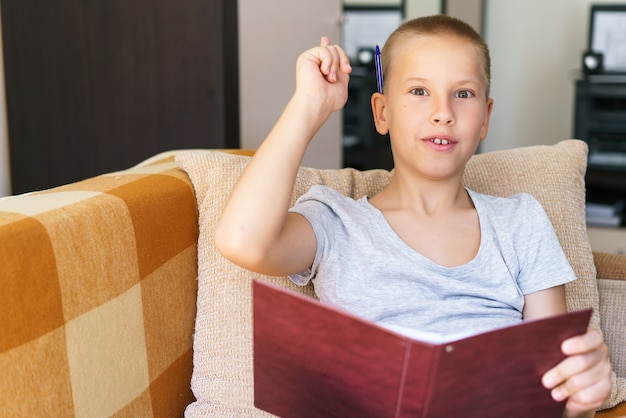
375;45;384;94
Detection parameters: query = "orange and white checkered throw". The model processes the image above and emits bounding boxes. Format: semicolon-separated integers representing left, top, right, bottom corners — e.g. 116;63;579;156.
0;155;198;417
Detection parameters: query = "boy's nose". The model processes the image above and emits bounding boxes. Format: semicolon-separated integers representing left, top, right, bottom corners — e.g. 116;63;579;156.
431;98;454;125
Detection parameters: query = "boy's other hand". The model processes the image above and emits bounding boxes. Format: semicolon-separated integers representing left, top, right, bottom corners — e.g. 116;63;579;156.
542;328;612;415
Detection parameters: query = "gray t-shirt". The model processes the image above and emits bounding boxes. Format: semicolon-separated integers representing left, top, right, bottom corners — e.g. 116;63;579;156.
289;185;576;341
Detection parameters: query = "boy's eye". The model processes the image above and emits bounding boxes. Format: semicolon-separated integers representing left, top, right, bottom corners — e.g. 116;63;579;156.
456;90;474;99
409;88;427;96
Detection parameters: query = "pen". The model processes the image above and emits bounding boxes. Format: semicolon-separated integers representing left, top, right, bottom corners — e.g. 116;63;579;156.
375;44;384;94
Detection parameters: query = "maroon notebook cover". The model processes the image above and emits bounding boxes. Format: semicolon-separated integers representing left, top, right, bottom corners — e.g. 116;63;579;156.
252;280;592;418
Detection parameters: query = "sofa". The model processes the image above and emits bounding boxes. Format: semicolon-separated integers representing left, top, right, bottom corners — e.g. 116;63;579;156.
0;141;625;417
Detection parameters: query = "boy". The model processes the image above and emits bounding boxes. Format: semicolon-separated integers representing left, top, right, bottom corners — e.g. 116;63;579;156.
216;15;611;417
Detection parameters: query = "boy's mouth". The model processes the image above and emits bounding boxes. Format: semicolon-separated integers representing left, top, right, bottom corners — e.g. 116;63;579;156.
424;136;457;150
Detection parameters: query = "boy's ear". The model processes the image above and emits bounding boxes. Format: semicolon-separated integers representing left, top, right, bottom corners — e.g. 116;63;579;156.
371;92;389;135
479;98;494;141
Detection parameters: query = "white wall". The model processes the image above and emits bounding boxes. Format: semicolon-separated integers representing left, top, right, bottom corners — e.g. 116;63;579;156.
483;0;625;152
344;0;440;17
405;0;440;19
238;0;343;169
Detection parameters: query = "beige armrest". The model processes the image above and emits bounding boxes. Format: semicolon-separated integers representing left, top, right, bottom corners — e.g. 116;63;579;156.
593;252;626;281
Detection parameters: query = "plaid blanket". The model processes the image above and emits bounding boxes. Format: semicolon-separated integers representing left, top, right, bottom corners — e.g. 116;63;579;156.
0;154;198;417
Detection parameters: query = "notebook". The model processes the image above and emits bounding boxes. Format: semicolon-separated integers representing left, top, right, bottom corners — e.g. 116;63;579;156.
252;279;592;418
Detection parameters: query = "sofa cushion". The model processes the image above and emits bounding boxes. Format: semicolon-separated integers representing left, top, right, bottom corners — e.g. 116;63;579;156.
176;139;623;415
594;252;626;410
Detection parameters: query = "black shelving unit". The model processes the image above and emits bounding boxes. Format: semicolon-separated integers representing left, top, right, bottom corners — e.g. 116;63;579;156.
342;64;393;171
574;79;626;227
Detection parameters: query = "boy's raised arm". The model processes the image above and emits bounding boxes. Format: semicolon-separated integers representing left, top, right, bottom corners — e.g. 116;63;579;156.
215;37;352;277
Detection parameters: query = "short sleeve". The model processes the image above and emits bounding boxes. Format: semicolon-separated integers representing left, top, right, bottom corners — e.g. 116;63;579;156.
287;185;339;286
513;194;577;295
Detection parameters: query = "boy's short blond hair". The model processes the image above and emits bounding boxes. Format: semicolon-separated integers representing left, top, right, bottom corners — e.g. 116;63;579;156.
382;15;491;97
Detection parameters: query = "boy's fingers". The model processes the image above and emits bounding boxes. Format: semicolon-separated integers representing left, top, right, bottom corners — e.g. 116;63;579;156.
543;348;612;408
542;345;608;390
562;328;603;355
328;45;343;81
543;328;607;390
548;359;602;398
338;46;352;74
312;38;332;73
543;355;585;390
562;368;612;412
311;37;352;82
565;379;613;412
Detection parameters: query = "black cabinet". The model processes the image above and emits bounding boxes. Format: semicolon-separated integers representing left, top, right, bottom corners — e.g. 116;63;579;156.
574;80;626;164
1;0;239;194
343;64;393;171
574;79;626;227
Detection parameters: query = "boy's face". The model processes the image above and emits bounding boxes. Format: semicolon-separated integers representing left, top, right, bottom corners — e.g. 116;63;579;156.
372;34;493;180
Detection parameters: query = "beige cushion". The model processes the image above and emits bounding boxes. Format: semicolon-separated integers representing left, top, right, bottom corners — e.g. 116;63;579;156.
176;139;623;414
598;279;626;378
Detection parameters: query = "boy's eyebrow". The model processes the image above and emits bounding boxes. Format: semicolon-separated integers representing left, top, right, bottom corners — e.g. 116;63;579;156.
403;77;429;84
402;77;482;87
